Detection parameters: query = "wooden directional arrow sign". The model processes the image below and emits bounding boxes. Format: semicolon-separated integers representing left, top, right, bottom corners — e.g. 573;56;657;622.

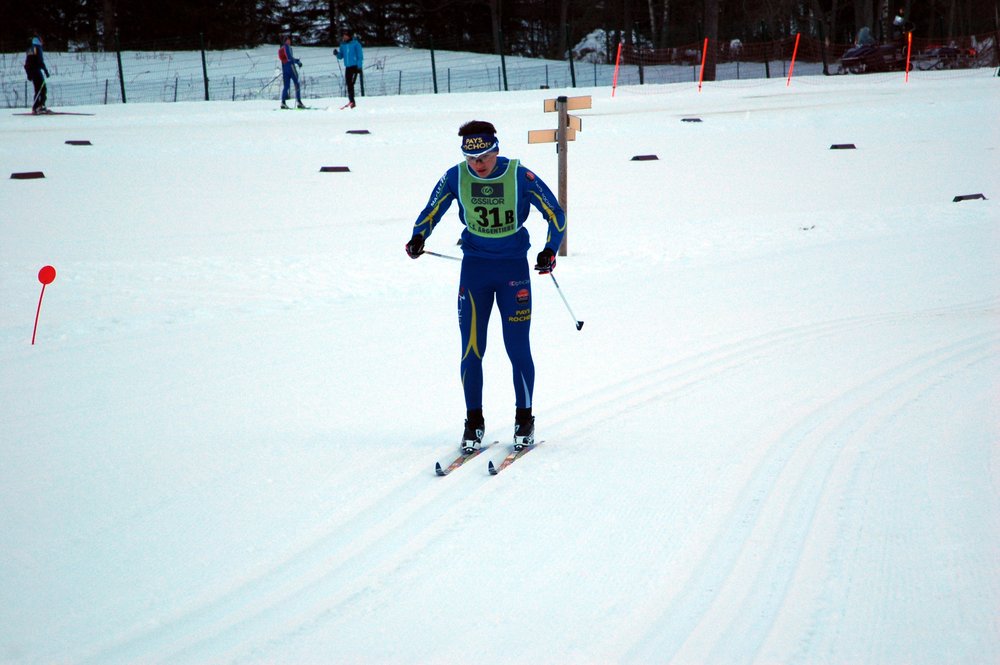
543;95;592;112
528;127;577;144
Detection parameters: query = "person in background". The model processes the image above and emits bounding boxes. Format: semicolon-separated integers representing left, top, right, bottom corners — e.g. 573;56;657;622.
335;30;363;108
892;8;908;41
24;34;50;114
405;120;567;454
278;36;305;109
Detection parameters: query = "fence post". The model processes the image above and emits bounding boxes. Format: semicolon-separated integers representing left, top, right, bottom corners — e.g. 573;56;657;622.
200;33;209;101
761;23;771;78
430;37;439;93
499;29;509;91
115;32;127;103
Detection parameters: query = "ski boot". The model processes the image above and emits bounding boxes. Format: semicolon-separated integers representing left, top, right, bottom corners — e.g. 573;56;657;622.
461;409;485;454
513;407;535;450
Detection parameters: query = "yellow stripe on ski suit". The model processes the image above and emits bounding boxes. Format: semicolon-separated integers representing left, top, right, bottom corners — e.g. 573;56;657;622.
461;291;481;361
415;192;453;236
531;190;565;244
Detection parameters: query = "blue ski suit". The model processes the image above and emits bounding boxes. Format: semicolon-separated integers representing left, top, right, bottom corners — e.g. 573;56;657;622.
278;42;302;104
411;156;566;411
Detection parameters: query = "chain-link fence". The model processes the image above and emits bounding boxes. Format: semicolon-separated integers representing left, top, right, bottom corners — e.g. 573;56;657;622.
4;32;997;109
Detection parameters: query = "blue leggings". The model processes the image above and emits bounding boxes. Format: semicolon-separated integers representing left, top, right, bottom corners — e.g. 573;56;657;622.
281;68;301;102
458;256;534;411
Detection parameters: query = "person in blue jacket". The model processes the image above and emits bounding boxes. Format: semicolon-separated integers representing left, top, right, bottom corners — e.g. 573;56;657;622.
334;30;363;108
278;36;305;109
405;120;567;453
24;35;51;114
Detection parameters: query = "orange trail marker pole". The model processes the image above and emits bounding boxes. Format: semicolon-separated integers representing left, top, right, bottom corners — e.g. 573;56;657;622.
611;42;623;97
698;38;709;92
905;32;913;82
787;33;801;86
32;265;56;345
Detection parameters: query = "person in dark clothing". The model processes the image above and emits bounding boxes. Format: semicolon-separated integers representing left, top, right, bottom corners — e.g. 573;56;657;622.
335;31;363;108
24;35;51;114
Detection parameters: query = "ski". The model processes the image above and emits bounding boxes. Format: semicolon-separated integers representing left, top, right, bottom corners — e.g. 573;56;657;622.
339;102;356;110
15;110;94;116
435;441;497;476
488;442;541;475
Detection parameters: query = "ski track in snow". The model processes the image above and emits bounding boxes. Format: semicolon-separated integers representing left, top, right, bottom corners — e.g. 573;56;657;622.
617;311;999;663
73;300;999;663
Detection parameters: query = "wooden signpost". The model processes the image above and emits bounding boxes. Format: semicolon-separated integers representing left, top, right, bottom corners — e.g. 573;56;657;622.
529;94;591;256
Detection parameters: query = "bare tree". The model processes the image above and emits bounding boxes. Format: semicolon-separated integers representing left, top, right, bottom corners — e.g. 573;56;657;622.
103;0;116;49
704;0;719;79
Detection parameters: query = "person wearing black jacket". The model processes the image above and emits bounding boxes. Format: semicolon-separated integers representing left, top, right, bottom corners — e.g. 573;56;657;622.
24;35;51;114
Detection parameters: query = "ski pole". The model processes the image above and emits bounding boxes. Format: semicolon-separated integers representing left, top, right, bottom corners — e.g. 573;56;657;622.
422;250;461;262
32;78;46;109
257;72;280;96
548;272;584;331
334;53;344;96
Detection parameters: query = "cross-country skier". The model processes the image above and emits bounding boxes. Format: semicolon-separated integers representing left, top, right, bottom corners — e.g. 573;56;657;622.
278;36;305;109
334;30;363;108
405;120;567;453
24;35;50;114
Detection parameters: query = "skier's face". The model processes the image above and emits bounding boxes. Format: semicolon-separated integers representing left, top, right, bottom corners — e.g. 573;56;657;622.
466;150;498;177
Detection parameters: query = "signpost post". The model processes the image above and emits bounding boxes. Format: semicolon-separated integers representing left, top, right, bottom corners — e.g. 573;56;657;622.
529;95;591;256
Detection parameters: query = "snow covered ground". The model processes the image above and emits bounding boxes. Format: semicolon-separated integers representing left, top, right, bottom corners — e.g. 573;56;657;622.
1;69;998;664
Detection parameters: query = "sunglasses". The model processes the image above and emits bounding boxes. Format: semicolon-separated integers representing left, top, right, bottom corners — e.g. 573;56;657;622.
465;150;498;164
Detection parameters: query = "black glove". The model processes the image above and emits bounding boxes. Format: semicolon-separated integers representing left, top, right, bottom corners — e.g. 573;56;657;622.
334;48;339;56
535;248;556;274
405;234;425;259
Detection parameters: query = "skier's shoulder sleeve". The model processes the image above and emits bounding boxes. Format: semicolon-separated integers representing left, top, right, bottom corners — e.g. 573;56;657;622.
518;163;566;248
412;166;460;237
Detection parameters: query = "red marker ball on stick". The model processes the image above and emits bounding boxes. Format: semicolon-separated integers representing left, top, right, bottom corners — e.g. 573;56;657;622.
32;265;57;345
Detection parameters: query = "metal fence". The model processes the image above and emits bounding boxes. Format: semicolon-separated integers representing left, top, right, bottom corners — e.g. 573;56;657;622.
3;32;997;109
